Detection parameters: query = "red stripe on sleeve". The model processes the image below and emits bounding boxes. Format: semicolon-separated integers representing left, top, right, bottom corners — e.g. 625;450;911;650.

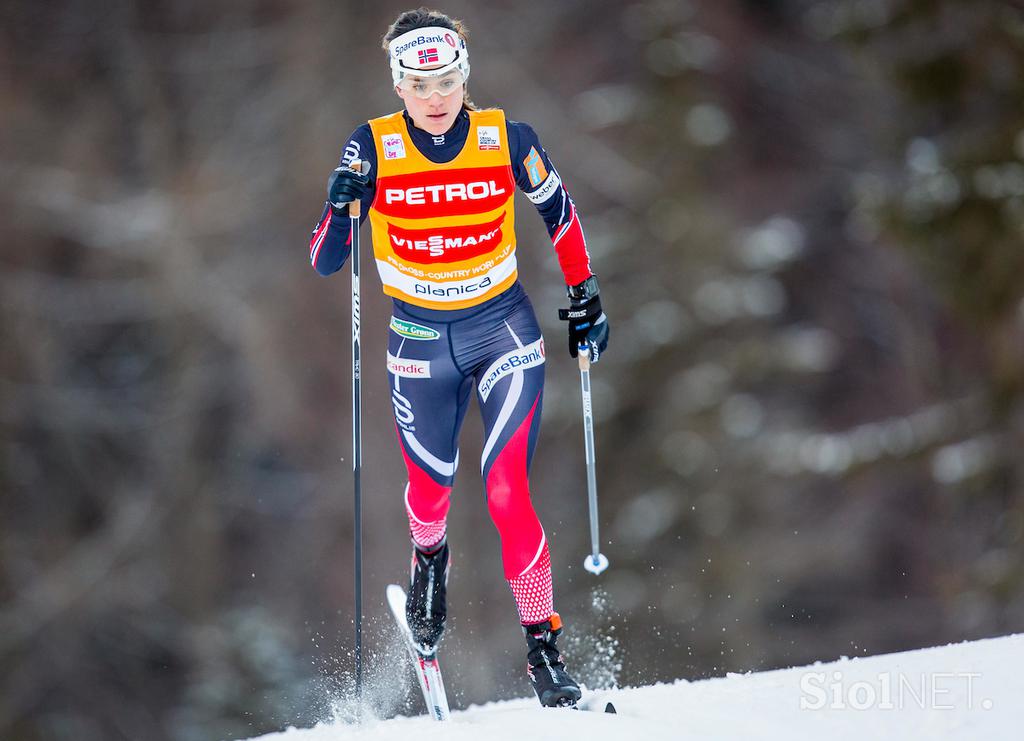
309;210;332;267
550;202;592;286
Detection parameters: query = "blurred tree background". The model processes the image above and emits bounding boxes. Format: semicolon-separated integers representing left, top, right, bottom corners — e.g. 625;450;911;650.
2;0;1023;739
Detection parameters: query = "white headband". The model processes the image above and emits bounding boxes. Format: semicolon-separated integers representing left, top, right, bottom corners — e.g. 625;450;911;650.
388;25;470;86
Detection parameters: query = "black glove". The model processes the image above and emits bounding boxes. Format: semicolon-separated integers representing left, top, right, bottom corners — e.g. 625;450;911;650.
558;276;610;362
327;164;370;214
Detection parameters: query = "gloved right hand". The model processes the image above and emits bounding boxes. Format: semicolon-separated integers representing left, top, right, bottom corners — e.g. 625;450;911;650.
327;164;370;214
557;276;609;363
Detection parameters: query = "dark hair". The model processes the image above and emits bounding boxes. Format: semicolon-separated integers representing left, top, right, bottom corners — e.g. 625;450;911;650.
382;7;478;111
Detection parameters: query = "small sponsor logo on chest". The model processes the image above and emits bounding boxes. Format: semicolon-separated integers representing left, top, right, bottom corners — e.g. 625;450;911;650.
477;126;500;150
382;134;406;160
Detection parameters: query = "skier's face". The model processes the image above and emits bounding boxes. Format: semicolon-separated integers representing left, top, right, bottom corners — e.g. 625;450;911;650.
396;72;464;135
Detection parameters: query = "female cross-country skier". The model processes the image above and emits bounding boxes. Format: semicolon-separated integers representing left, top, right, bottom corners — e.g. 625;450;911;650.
308;8;609;707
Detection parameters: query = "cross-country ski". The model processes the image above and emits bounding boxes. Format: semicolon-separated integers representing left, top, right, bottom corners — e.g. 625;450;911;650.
385;584;450;721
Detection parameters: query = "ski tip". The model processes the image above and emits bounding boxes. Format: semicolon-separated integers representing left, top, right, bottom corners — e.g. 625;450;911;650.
386;583;406;607
604;701;617;714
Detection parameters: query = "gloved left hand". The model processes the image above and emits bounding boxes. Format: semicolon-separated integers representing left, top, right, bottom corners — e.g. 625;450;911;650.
558;277;609;362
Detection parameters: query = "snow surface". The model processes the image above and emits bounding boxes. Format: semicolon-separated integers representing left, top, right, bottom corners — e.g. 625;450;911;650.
244;633;1023;741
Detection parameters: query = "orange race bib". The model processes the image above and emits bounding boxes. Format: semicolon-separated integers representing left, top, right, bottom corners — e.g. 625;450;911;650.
368;109;518;310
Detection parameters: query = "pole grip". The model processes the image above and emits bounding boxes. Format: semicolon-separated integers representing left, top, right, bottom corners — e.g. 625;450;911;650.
348;159;363;218
578;343;590;371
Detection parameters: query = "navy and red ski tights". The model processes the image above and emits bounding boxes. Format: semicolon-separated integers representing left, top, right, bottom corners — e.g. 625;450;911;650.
387;281;554;624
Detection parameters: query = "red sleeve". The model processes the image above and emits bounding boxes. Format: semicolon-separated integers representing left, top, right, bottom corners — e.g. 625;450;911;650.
550;199;592;286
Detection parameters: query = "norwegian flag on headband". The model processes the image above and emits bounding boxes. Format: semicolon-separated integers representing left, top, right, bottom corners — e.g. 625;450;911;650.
418;47;440;65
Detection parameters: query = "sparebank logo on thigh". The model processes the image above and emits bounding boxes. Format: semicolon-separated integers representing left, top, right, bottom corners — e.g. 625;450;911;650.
389;317;440;341
387;353;431;378
478;338;545;402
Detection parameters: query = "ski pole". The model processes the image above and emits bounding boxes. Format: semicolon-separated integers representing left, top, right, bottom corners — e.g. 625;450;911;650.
578;343;608;575
348;160;364;701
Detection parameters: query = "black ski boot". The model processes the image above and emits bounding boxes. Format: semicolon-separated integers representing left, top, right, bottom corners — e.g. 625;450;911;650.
405;537;449;651
523;613;582;707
